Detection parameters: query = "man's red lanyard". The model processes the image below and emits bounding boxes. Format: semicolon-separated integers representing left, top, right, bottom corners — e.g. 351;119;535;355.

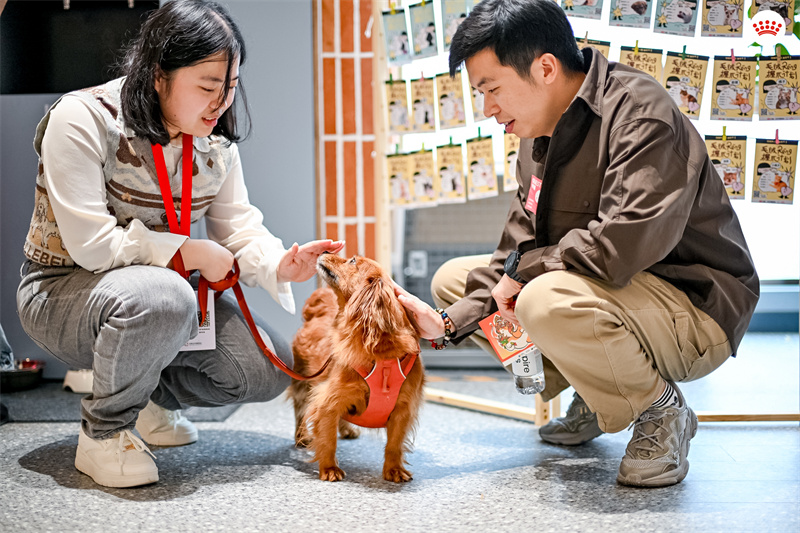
150;134;328;381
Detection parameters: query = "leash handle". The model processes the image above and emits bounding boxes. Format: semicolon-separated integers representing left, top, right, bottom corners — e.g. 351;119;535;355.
170;254;330;381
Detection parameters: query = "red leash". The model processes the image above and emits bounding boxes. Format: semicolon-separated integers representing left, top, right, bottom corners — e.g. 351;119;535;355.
152;136;329;381
171;254;330;381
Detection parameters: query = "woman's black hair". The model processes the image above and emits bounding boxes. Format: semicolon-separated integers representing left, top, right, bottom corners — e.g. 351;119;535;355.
119;0;250;145
449;0;584;79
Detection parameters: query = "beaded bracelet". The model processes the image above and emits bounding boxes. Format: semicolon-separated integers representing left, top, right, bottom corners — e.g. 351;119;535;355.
430;308;453;350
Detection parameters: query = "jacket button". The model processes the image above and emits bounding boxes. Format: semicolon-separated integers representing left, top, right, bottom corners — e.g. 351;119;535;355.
583;201;590;207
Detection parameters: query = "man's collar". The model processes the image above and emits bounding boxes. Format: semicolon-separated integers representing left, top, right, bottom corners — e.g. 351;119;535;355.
572;47;607;118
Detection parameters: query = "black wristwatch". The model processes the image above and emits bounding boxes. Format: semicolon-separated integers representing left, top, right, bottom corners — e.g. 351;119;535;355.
503;250;526;283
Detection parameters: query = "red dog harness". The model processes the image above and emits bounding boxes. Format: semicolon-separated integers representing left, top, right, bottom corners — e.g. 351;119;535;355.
342;353;418;429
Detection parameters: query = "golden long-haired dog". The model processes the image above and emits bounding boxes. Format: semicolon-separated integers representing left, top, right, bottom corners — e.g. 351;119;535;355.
289;253;425;482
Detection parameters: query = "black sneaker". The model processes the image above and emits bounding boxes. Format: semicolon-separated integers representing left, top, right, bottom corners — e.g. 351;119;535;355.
538;392;603;445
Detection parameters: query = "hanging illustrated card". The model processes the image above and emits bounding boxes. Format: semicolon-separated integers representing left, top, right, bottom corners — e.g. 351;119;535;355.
753;0;795;35
504;133;521;192
387;153;414;207
384;9;412;66
663;51;709;119
710;55;757;120
466;136;498;200
436;143;467;204
386;79;411;133
441;0;470;52
751;138;796;204
705;135;748;198
409;148;439;207
410;76;437;132
562;0;605;20
576;37;611;58
653;0;699;36
609;0;654;28
409;1;438;60
436;72;467;130
619;46;664;82
701;0;744;36
759;56;800;120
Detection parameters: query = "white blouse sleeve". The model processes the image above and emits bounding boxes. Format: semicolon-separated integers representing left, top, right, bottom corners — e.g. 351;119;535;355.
40;96;187;273
204;144;295;314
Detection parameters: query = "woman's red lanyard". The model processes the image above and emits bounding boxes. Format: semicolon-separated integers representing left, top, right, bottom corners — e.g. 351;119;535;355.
150;134;329;381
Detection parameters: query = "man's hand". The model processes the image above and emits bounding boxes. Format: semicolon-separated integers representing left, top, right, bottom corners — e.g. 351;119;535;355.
277;240;345;283
394;283;447;340
179;239;234;282
492;274;524;326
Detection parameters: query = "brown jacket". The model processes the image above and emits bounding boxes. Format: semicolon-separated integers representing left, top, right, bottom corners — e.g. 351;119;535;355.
448;47;759;354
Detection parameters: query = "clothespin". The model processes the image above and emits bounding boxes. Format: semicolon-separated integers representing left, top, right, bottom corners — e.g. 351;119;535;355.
583;31;589;45
421;0;426;5
777;46;782;62
389;73;393;84
635;40;639;55
775;129;780;145
449;136;453;146
478;127;482;139
731;49;735;64
390;2;396;15
422;142;426;152
681;45;686;60
723;126;727;141
395;143;400;154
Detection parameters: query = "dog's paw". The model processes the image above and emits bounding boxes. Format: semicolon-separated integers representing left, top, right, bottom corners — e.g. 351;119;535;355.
383;465;413;483
338;423;361;440
319;465;346;482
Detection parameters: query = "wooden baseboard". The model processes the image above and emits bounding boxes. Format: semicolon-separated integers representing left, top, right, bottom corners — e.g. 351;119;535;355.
424;387;800;424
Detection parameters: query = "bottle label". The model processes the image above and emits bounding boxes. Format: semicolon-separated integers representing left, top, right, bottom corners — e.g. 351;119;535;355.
510;346;540;377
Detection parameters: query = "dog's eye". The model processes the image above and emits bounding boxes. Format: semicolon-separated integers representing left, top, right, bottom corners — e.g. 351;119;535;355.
349;257;357;265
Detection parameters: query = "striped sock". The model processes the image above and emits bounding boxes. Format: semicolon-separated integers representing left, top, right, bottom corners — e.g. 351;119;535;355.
650;381;679;410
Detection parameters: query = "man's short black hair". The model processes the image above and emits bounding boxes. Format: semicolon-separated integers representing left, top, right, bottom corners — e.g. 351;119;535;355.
449;0;584;79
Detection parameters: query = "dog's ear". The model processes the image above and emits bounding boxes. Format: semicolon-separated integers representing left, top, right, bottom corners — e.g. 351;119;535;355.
343;275;406;350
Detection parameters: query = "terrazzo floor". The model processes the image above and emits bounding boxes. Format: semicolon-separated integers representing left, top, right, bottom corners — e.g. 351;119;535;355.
1;333;798;533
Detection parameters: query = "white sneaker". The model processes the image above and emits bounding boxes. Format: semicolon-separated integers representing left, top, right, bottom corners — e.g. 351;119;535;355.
75;427;158;488
135;401;198;446
63;369;93;394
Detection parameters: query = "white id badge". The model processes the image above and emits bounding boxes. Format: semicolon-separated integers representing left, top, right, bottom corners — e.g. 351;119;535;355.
179;289;216;351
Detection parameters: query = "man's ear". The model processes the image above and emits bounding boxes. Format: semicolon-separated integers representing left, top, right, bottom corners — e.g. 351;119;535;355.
534;53;560;86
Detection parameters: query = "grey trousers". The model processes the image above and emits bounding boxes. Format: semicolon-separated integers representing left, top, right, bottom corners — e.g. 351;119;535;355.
17;261;292;439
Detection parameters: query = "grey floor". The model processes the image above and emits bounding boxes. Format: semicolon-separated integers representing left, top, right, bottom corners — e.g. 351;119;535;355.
1;332;798;533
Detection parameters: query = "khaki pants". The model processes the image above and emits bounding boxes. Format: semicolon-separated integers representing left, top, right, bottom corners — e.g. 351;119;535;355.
431;255;732;433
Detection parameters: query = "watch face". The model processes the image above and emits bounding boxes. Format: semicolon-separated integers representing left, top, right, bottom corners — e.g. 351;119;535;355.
504;251;519;272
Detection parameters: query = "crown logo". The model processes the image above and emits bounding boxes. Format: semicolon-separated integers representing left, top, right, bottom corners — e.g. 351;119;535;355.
753;19;783;36
749;9;786;44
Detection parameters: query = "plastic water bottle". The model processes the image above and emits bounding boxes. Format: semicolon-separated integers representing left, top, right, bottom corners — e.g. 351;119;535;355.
511;346;545;395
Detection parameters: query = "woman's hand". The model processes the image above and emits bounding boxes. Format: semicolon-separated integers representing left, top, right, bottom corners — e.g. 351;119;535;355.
394;282;447;340
276;240;345;283
491;274;524;326
178;239;234;282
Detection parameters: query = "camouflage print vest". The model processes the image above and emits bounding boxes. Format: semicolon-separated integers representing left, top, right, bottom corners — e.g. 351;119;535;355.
24;77;232;267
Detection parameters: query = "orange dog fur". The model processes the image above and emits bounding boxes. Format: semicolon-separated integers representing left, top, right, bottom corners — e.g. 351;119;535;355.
289;253;425;482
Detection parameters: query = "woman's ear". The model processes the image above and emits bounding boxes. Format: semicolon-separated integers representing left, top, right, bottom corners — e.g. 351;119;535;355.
154;66;166;95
